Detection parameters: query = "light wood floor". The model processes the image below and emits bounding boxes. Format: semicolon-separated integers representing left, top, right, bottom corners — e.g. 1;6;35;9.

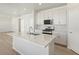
0;32;77;55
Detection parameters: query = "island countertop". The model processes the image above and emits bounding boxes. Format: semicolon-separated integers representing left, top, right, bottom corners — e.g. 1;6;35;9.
9;32;56;47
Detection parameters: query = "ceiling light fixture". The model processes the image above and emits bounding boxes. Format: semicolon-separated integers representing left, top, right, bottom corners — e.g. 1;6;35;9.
13;11;16;14
39;3;42;5
24;8;27;10
7;16;10;18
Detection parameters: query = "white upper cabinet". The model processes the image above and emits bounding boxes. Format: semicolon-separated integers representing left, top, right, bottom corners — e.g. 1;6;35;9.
53;6;67;25
36;6;67;25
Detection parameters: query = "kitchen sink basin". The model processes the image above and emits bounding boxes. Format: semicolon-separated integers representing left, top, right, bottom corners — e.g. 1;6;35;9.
29;33;40;35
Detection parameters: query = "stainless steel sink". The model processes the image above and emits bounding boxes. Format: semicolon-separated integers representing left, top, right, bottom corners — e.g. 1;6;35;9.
29;33;40;35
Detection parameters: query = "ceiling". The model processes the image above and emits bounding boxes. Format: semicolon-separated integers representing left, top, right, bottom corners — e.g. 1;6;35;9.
0;3;66;17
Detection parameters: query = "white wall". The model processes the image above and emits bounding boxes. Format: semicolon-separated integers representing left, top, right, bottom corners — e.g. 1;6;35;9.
36;6;67;45
0;15;12;32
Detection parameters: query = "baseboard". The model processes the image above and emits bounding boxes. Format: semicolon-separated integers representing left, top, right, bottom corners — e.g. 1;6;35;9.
0;31;14;33
12;48;21;55
55;43;67;47
71;49;79;55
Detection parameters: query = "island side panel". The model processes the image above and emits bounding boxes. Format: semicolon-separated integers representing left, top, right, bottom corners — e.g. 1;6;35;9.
13;36;49;55
48;39;54;55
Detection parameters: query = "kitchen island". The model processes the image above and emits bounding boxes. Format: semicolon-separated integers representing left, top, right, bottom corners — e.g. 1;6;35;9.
9;32;56;55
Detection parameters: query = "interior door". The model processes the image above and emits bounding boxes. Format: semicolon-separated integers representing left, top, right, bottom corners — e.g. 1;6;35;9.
68;4;79;54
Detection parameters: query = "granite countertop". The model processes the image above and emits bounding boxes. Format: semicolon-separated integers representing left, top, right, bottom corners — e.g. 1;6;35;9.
8;32;56;47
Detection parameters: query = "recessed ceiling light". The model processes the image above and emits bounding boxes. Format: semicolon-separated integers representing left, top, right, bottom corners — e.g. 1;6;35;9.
7;16;9;17
24;8;27;10
13;11;16;14
39;3;42;5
